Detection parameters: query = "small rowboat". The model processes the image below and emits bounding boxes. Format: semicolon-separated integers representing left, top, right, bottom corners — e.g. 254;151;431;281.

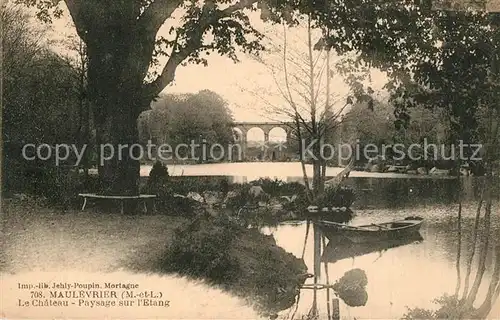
317;216;424;244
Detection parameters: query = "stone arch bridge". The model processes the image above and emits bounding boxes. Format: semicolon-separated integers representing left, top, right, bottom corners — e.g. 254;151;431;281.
232;121;297;161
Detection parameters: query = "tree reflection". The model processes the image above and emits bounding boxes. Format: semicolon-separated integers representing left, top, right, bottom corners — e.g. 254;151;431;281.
404;176;499;319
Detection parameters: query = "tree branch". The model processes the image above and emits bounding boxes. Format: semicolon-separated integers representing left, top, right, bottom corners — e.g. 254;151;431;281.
145;0;260;98
220;0;259;16
64;0;89;42
139;0;184;33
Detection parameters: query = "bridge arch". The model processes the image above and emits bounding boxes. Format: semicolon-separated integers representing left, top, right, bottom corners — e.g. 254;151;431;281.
246;127;265;142
268;127;287;142
232;121;294;161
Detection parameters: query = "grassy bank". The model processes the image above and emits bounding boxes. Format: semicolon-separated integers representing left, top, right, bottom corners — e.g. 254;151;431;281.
158;214;308;313
1;197;308;315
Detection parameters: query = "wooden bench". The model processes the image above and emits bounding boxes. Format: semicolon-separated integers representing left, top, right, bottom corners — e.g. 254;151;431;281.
78;193;157;214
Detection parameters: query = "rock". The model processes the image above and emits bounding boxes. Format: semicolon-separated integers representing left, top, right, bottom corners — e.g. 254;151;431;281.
249;186;266;197
203;191;222;205
417;167;428;175
386;165;398;173
187;192;204;203
224;191;239;203
430;167;450;175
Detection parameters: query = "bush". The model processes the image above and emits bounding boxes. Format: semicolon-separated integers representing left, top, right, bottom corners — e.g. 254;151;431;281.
401;308;436;320
147;161;170;187
11;161;95;209
401;294;471;320
316;186;355;208
144;161;190;215
250;178;306;197
251;178;284;196
279;181;307;195
161;216;242;283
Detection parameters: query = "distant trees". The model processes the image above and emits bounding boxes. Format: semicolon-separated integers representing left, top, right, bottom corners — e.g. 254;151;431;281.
340;101;449;153
3;5;80;145
138;90;235;161
2;5;83;193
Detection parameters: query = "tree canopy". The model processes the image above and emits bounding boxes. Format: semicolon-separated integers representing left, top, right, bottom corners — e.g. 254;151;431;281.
139;90;235;160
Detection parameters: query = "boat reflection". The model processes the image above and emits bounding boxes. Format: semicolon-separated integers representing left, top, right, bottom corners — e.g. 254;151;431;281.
321;232;424;263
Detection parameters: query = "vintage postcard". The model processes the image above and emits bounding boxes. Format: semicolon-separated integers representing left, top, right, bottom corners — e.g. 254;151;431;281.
1;0;499;319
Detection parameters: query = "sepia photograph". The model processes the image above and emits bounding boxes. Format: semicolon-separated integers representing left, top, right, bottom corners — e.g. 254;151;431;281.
1;0;499;319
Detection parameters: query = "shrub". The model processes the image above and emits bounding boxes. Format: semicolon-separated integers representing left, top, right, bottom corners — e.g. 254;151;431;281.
250;178;306;197
15;163;92;209
147;161;170;187
279;182;307;195
167;176;229;195
401;294;475;320
161;216;242;283
316;186;355;208
218;178;230;196
401;308;436;320
251;178;284;196
144;162;175;211
224;184;252;210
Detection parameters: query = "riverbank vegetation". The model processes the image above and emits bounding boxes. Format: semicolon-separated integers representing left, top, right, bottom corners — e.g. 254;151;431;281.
143;161;355;225
4;0;500;317
160;214;308;313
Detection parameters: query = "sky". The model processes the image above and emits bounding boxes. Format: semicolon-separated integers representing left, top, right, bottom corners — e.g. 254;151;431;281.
42;2;389;123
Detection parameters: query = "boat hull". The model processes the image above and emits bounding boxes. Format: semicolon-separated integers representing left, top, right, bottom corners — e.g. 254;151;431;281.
318;218;424;244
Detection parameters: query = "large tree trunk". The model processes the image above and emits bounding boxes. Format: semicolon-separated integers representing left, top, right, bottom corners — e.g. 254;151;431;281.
86;33;149;204
94;107;141;196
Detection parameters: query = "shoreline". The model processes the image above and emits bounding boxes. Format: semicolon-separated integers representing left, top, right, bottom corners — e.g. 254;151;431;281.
77;162;461;180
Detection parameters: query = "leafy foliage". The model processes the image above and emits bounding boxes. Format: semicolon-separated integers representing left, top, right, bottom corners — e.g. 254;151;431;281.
401;294;474;319
161;215;243;282
142;90;235;159
250;178;306;196
161;214;307;312
3;6;81;146
2;5;87;198
332;268;369;307
144;161;176;208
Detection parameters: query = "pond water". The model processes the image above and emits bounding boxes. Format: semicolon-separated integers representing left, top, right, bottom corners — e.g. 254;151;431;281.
3;162;499;319
265;205;500;319
140;162;500;318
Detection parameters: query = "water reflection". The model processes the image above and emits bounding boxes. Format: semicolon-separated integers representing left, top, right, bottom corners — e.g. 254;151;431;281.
321;233;424;264
139;162;500;317
266;203;500;319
